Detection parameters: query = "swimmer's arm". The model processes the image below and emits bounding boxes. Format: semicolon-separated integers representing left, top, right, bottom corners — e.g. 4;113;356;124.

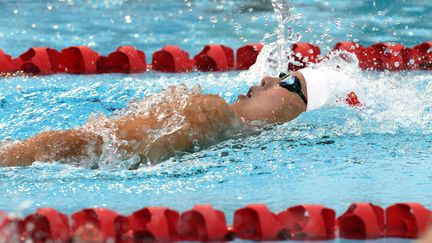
0;94;241;166
0;130;102;166
115;94;242;162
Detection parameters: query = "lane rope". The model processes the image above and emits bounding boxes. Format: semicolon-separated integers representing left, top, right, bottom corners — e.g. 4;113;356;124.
1;41;431;76
0;202;430;241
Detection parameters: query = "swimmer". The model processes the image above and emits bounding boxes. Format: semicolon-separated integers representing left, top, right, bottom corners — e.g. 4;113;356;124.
0;65;362;167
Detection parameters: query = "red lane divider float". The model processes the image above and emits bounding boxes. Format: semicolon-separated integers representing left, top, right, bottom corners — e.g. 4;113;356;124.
19;208;70;242
236;43;263;70
337;203;385;239
1;41;432;76
288;42;321;72
0;202;431;242
386;203;431;238
71;208;119;242
60;46;100;74
118;206;179;242
0;49;15;74
278;204;336;240
194;44;234;71
152;45;193;72
178;204;228;241
97;46;146;74
412;42;432;70
233;204;286;241
15;47;60;75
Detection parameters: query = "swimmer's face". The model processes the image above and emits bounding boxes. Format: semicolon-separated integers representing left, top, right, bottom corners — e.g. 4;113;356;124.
230;76;306;124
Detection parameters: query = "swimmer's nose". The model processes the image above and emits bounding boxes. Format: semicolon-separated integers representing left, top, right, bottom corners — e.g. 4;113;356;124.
260;76;281;88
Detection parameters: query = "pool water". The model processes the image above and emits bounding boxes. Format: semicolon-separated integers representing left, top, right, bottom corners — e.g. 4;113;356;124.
1;0;432;241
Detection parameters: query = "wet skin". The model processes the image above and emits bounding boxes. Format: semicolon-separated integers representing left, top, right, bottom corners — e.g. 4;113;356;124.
0;73;308;167
230;71;308;124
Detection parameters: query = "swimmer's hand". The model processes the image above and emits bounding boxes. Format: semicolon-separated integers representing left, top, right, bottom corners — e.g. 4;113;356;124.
0;130;102;167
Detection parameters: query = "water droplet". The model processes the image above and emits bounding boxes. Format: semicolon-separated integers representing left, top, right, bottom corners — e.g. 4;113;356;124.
124;15;132;24
210;16;218;23
133;33;139;38
13;9;18;14
394;62;400;67
52;25;59;30
198;16;203;21
333;18;343;29
47;5;53;10
409;59;415;65
31;24;37;28
377;10;382;16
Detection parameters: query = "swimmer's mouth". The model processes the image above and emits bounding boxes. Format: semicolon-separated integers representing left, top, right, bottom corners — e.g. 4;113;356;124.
237;86;253;101
246;86;253;98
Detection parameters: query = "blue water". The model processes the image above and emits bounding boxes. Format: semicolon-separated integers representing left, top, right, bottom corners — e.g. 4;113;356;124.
1;1;432;242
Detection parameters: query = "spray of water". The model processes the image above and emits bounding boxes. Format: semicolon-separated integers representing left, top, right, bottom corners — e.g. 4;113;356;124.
239;0;303;82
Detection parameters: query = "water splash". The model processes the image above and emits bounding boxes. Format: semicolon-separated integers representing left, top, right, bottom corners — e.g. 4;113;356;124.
239;0;303;83
76;84;204;169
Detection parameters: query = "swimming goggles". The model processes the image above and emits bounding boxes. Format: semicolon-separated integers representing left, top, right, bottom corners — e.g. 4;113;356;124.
279;72;308;105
